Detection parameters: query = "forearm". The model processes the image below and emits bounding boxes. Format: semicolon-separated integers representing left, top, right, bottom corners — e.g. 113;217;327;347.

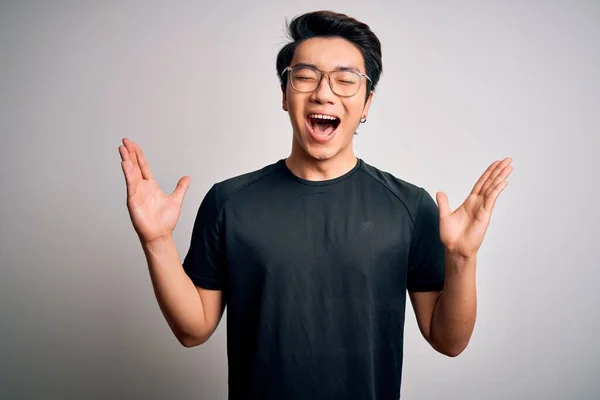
142;236;207;344
430;251;477;356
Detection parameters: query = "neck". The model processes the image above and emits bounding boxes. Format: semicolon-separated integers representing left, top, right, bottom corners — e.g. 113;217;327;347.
285;144;358;181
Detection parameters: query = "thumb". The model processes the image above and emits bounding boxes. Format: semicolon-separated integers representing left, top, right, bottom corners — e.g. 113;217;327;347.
436;191;452;219
171;176;191;205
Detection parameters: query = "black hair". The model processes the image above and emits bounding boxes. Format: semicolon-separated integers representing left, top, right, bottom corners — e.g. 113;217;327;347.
276;10;383;102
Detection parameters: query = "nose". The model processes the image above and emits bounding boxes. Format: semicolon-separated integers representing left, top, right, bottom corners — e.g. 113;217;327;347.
310;74;336;104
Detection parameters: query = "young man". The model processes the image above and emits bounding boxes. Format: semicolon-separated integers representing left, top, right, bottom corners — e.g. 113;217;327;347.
118;10;512;400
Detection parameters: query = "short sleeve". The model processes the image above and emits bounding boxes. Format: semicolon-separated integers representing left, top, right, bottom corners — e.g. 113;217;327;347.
182;185;225;291
406;188;446;292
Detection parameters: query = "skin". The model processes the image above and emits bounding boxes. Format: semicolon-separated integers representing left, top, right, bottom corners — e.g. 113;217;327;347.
412;157;513;356
119;139;223;347
282;37;373;181
118;36;514;356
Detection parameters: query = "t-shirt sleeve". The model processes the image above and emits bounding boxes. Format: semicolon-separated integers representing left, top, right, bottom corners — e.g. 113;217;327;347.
406;188;446;292
182;184;225;291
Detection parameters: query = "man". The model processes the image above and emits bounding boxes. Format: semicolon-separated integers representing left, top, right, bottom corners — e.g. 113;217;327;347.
118;10;512;400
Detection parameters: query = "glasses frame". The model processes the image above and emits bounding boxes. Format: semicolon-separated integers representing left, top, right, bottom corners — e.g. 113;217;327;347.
281;66;372;98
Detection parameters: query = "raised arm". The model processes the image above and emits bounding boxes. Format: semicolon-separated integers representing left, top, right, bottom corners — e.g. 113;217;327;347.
409;158;512;356
119;138;224;346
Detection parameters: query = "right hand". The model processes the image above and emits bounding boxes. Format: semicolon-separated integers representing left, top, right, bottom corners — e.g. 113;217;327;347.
118;138;191;244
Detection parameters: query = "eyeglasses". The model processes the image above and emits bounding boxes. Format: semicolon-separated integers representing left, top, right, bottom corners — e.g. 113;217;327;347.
281;66;372;97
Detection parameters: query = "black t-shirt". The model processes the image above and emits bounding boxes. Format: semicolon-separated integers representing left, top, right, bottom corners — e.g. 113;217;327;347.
182;158;445;400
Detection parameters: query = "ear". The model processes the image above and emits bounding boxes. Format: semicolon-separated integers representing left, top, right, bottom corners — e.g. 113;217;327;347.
361;90;374;120
281;84;288;112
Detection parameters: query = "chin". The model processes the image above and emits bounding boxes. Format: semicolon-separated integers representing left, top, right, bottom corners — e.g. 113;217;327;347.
307;148;338;162
296;131;350;162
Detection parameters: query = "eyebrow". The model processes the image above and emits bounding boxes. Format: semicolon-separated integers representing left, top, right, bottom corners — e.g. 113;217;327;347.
292;62;362;73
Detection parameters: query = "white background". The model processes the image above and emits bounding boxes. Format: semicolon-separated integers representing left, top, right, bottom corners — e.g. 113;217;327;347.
1;0;598;398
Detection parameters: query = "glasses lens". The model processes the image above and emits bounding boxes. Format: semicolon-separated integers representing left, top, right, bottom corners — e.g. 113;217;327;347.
290;67;320;92
289;67;364;96
330;71;361;96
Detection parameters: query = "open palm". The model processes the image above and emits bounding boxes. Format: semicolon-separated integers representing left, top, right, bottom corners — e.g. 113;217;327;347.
118;138;191;244
436;158;513;259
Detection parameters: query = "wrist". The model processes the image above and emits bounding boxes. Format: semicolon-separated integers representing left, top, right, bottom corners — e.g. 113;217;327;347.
142;234;175;254
445;248;476;264
445;250;477;277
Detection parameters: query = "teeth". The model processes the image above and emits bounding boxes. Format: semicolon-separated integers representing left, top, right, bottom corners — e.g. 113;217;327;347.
309;113;338;121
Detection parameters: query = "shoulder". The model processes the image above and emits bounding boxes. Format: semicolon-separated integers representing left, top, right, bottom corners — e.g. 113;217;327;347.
209;160;283;210
358;160;428;223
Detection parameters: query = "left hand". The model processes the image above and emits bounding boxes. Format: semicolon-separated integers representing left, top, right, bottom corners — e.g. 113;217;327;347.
436;157;513;259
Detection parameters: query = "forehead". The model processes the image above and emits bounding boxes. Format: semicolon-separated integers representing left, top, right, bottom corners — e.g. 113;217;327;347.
290;37;366;73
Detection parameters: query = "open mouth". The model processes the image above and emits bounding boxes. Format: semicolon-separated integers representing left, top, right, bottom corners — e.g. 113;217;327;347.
306;113;341;140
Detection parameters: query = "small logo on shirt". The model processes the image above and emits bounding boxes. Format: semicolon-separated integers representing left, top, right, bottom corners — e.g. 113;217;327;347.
362;221;373;232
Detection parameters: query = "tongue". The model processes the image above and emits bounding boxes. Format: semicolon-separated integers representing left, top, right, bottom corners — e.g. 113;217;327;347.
313;120;335;136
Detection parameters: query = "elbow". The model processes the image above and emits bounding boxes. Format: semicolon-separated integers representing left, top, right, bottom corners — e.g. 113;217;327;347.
435;339;470;358
172;317;220;348
179;336;202;348
441;346;466;358
430;335;470;358
175;329;209;348
178;334;207;348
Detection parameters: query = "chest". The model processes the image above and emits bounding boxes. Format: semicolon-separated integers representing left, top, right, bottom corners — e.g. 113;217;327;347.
223;192;413;295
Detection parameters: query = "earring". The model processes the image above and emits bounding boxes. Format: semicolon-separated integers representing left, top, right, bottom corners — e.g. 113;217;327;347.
360;116;367;123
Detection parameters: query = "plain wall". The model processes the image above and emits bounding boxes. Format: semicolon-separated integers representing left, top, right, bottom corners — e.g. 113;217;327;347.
1;0;598;399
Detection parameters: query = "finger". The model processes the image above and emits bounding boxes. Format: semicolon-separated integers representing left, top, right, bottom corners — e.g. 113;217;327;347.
119;145;137;186
119;139;141;192
484;165;512;198
122;138;142;182
436;191;452;219
126;138;139;166
118;144;130;162
471;160;501;195
134;142;153;180
171;176;191;206
120;161;136;196
120;155;144;197
480;157;512;196
484;180;508;212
